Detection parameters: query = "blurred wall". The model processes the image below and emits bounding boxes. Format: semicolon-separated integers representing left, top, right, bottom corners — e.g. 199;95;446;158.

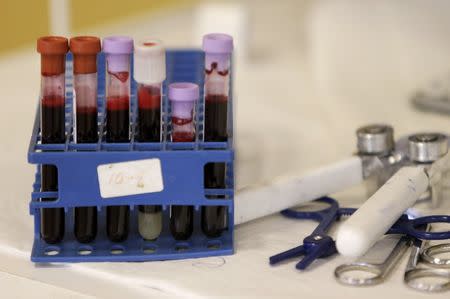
0;0;196;54
71;0;195;31
0;0;49;53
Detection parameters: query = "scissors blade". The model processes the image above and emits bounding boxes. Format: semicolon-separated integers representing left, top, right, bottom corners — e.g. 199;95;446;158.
269;245;306;265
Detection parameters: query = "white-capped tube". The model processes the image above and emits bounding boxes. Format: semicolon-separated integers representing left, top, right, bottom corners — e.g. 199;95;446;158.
133;39;166;85
234;156;364;225
336;166;429;257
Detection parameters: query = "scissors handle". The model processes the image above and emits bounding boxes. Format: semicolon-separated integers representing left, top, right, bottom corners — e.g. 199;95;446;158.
403;224;450;292
403;215;450;240
404;268;450;292
269;245;305;265
421;243;450;268
335;263;384;286
335;235;412;286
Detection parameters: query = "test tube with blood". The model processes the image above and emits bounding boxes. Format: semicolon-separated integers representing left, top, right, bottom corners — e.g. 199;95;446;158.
103;36;133;242
70;36;101;243
134;39;166;240
201;33;233;238
168;83;199;240
37;36;69;244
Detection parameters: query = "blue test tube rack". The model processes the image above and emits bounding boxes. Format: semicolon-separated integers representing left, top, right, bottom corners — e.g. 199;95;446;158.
27;50;235;262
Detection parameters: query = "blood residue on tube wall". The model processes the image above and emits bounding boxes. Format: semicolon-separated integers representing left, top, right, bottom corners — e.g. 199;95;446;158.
171;116;195;142
137;85;161;142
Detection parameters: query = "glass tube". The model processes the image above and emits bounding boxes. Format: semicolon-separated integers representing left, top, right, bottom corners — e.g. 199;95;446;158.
168;83;199;240
70;36;101;243
134;39;166;240
201;33;233;238
103;36;133;242
37;36;69;244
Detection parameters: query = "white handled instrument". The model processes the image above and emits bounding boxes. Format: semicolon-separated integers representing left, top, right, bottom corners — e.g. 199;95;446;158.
336;166;429;257
234;156;364;225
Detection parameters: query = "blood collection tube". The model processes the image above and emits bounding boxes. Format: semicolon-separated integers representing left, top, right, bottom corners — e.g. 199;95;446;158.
169;83;199;239
70;36;101;243
134;39;166;240
201;33;233;238
103;36;133;242
37;36;69;244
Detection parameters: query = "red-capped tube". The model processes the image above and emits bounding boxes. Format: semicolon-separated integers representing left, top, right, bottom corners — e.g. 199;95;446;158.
37;36;69;244
70;36;101;243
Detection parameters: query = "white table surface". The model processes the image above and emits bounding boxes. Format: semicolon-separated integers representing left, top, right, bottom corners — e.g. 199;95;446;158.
1;1;450;297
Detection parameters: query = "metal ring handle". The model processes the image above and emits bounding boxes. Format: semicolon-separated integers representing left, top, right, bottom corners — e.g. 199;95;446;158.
334;263;383;286
404;269;450;292
421;243;450;268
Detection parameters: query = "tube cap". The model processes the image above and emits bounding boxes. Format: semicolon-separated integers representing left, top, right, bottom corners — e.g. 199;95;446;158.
37;36;69;54
70;36;101;74
408;133;448;163
102;36;133;54
103;36;133;73
169;83;199;119
37;36;69;75
168;83;199;102
202;34;233;72
134;39;166;84
202;33;233;54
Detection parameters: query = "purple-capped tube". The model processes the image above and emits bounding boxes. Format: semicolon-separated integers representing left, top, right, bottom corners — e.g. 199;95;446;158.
103;36;133;242
169;83;199;240
170;82;198;143
103;36;133;143
202;33;233;238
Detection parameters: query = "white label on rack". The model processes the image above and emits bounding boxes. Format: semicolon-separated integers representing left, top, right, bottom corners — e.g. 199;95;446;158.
97;159;163;198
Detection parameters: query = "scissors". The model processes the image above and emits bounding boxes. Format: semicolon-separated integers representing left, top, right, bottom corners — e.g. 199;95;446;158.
335;234;414;286
269;197;450;270
335;225;450;290
404;236;450;292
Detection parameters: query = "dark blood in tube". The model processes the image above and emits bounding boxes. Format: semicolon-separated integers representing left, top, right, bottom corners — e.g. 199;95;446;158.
103;36;133;243
203;94;228;238
37;36;68;244
201;33;233;239
41;96;66;244
106;94;130;142
168;83;198;240
71;36;101;243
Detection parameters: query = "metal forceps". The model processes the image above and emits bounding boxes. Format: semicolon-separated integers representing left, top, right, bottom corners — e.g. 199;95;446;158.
404;237;450;292
270;197;450;270
335;235;414;286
